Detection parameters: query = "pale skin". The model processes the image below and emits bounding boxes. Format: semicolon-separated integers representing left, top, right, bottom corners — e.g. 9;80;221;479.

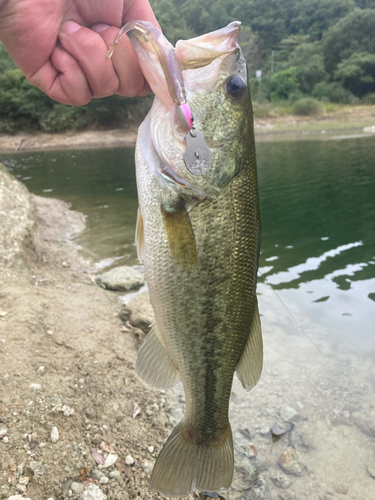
0;0;159;105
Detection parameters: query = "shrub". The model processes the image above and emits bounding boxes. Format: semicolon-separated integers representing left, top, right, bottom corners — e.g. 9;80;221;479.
362;93;375;104
292;98;323;116
269;67;302;102
312;81;357;104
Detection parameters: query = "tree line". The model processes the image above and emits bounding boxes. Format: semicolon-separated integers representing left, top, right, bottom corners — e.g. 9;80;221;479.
1;0;375;132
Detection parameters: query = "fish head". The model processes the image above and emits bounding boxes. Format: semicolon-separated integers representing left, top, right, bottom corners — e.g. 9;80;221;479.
133;22;254;198
176;22;254;192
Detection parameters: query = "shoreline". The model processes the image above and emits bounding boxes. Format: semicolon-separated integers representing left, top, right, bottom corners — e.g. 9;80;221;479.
1;111;375;153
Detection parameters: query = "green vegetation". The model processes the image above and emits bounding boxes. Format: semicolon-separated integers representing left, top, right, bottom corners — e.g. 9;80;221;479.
1;0;375;133
292;98;323;116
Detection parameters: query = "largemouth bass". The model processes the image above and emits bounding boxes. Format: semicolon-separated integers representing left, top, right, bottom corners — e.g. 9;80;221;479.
111;20;262;498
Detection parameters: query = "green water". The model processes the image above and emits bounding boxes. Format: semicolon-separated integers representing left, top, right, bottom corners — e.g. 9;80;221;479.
1;137;375;353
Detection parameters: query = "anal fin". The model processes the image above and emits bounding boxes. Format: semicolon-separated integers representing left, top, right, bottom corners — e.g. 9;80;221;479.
135;322;180;389
236;299;263;390
161;198;197;269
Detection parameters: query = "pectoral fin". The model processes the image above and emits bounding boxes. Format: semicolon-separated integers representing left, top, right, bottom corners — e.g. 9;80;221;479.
161;199;197;269
236;300;263;390
135;322;180;389
135;207;145;262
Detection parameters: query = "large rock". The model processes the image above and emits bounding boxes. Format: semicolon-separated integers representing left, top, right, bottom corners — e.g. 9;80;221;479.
0;163;87;271
120;291;153;332
98;266;144;291
0;163;34;267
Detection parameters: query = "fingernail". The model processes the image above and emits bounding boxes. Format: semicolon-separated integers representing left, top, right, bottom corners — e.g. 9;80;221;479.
91;23;110;34
60;20;82;34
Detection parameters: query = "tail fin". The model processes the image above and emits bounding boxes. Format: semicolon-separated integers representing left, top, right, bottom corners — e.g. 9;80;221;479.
150;420;234;498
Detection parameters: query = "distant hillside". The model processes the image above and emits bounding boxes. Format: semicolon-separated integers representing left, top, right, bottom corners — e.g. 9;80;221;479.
1;0;375;132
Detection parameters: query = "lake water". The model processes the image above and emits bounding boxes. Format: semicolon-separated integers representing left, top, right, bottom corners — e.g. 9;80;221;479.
1;135;375;499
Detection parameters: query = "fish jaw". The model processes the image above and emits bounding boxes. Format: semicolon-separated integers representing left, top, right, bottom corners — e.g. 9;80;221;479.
175;21;241;70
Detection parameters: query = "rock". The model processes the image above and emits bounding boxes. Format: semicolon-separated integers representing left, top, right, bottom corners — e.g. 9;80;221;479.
142;460;153;474
92;470;105;480
81;484;107;500
7;496;32;500
278;449;307;476
61;478;73;497
98;266;144;291
18;476;29;485
227;455;265;499
147;446;154;453
29;383;42;390
120;292;153;332
0;164;34;268
102;453;118;468
271;475;292;489
125;455;135;465
272;422;292;436
109;470;121;479
279;407;298;423
71;482;85;494
333;484;348;494
37;366;45;375
50;427;59;443
0;427;7;438
260;426;270;436
99;476;109;484
15;485;26;493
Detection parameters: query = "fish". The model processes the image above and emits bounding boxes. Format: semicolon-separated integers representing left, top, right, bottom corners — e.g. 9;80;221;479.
110;20;262;498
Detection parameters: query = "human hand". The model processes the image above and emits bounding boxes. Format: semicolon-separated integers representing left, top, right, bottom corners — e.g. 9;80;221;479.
0;0;158;105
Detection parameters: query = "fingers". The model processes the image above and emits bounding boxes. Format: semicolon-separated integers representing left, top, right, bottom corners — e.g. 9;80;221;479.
58;21;120;99
91;24;146;97
29;45;92;105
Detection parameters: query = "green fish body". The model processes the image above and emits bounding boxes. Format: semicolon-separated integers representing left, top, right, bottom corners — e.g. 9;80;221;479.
132;21;262;498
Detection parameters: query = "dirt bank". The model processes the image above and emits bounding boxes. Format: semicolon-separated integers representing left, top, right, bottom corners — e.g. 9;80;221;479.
1;105;375;154
0;164;176;500
0;129;138;154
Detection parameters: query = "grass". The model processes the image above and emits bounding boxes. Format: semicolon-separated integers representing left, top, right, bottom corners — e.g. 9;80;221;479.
252;102;375;134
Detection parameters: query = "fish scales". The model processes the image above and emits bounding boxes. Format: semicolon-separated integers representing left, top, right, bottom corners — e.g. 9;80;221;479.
126;20;262;498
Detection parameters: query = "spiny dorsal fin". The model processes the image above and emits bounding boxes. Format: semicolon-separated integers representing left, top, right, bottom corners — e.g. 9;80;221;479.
236;300;263;390
161;198;197;269
135;206;145;262
135;322;180;389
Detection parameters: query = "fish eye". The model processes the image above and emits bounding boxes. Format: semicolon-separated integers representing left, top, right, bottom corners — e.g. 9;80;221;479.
225;75;246;98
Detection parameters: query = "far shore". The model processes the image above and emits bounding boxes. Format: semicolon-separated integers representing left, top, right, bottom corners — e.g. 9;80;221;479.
1;106;375;153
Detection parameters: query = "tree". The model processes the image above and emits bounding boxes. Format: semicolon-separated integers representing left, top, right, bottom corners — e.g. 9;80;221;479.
335;52;375;96
289;0;356;40
269;66;301;101
323;9;375;74
150;0;193;44
282;41;328;94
